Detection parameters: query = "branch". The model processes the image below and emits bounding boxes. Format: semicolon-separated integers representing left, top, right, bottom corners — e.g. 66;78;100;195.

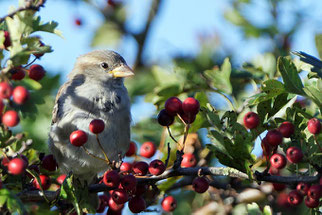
254;171;320;184
0;0;46;24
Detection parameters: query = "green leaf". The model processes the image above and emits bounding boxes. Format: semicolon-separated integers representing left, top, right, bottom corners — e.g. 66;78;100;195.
263;205;273;215
60;174;81;214
261;79;285;98
303;80;322;108
247;202;262;215
0;189;25;214
277;56;305;95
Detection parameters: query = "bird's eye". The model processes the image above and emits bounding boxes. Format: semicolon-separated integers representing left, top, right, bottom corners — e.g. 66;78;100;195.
100;62;109;69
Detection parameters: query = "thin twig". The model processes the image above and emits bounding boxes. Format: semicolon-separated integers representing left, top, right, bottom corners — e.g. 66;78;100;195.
180;124;190;152
95;134;111;165
166;126;178;144
164;142;171;168
81;146;109;163
23;57;37;68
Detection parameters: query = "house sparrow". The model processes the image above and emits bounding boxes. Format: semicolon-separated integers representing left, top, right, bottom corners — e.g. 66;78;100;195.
48;50;134;183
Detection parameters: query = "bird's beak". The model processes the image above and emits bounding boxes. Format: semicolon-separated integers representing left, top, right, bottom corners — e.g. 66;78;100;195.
109;64;135;78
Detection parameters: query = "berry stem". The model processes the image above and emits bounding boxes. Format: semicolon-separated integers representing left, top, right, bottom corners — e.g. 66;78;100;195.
23;57;37;68
81;146;109;164
166;126;178;144
95;134;111;165
164;142;171;168
176;113;187;126
180;123;191;152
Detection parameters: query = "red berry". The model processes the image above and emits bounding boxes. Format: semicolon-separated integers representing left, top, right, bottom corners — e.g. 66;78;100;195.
296;182;310;196
277;192;290;208
75;18;82;26
2;110;20;127
33;175;51;190
89;119;105;134
134;184;148;196
305;196;320;208
96;194;109;213
268;167;280;175
69;130;88;147
182;97;200;115
33;41;45;58
128;196;146;213
120;162;132;173
112;189;128;204
41;154;58;171
308;184;322;200
288;190;303;206
108;0;116;7
192;177;209;193
140;141;156;158
0;82;13;99
266;129;283;147
3;31;11;49
157;109;174;126
125;141;136;156
8;158;26;175
28;64;46;81
180;112;196;124
10;67;25;80
181;153;197;168
108;196;124;212
273;183;286;191
120;174;137;192
307;118;321;135
1;156;12;167
261;137;272;157
149;159;166;176
165;97;182;116
103;170;120;189
286;146;303;164
133;161;149;176
13;86;29;105
162;196;177;212
278;121;295;138
56;174;66;185
270;153;287;169
243;112;260;129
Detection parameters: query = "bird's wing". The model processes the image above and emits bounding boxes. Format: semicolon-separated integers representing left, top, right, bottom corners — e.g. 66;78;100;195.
51;80;70;125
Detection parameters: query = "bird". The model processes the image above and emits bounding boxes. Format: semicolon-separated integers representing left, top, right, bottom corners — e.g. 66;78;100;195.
48;50;134;184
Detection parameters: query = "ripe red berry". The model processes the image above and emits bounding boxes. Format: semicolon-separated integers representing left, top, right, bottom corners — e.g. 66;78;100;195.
270;153;287;169
108;196;124;211
120;162;132;173
278;121;295;138
112;189;128;204
305;196;320;208
286;146;303;164
149;159;166;176
96;194;109;213
243;112;260;129
128;196;146;213
308;184;322;200
1;156;11;167
89;119;105;134
182;97;200;116
261;137;272;157
10;67;25;80
162;196;177;212
120;174;137;192
273;183;286;191
56;174;66;185
287;190;303;206
2;110;20;127
180;112;196;124
69;130;88;147
296;182;310;196
12;86;29;105
192;177;209;193
126;141;136;156
266;129;283;147
8;158;26;175
3;31;11;49
133;161;149;176
103;170;120;189
165;97;182;116
75;18;82;26
41;154;58;171
33;41;45;58
277;192;290;208
140;141;156;158
28;64;46;81
181;153;197;168
307;118;321;135
0;82;13;99
157;109;174;126
268;167;280;175
33;175;51;190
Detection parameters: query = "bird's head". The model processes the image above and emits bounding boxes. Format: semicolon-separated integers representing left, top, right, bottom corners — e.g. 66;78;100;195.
70;50;134;81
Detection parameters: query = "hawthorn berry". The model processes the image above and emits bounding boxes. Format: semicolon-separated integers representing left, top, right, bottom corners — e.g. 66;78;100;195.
125;141;136;156
268;167;280;175
41;154;58;171
165;97;182;116
133;161;149;176
0;82;13;99
33;41;45;58
286;146;303;164
32;174;51;190
296;182;310;196
181;153;197;168
2;110;20;127
69;130;88;146
3;31;11;49
157;109;174;126
149;159;166;176
8;158;26;175
182;97;200;115
28;64;46;81
305;196;320;208
89;119;105;134
308;184;322;200
140;141;156;158
120;174;137;192
261;137;271;157
278;121;295;138
120;162;132;173
56;174;66;185
1;156;11;167
270;153;287;169
96;194;109;213
192;177;209;193
180;112;196;124
277;192;290;208
243;112;260;129
162;196;177;212
103;170;120;188
287;190;303;206
12;86;29;105
266;129;283;147
10;67;25;80
75;18;82;26
112;189;128;204
307;118;321;135
108;196;124;212
128;196;146;213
